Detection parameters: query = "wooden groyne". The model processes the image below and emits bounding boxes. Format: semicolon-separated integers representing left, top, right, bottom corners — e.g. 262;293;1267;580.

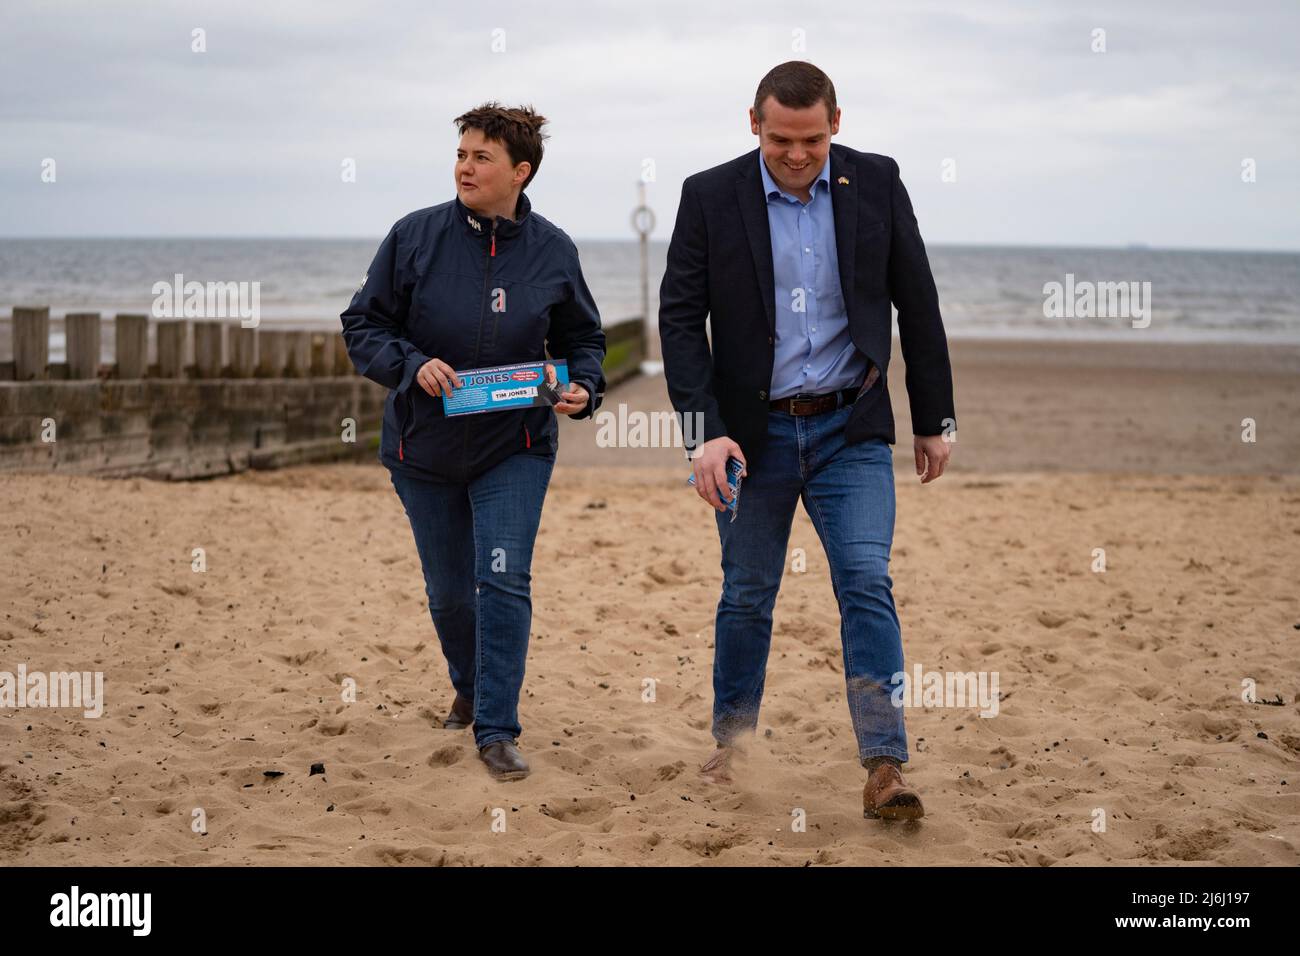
0;308;645;479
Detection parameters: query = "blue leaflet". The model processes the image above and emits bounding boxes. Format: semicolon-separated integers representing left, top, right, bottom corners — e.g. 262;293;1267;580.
687;456;745;522
441;359;570;416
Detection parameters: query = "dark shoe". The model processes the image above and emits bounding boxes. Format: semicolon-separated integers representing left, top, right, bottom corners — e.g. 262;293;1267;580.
478;740;530;780
443;695;473;730
863;758;924;820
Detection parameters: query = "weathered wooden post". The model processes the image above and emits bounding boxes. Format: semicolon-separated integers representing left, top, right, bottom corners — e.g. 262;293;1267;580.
257;330;287;377
156;320;190;378
115;313;149;379
193;321;225;378
333;334;352;376
65;312;102;379
310;331;336;376
13;306;51;381
285;331;311;378
229;326;258;378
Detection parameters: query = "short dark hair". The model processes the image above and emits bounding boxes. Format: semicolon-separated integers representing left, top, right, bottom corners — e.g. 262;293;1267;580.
453;102;549;189
753;61;837;124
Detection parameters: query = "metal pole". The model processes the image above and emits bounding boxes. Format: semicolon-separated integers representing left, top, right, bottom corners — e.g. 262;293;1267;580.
631;181;660;373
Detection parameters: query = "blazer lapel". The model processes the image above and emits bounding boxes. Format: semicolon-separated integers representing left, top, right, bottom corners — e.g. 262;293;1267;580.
830;144;857;325
736;149;776;336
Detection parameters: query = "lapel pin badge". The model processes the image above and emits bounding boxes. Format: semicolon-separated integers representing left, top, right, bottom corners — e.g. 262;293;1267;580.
837;176;850;185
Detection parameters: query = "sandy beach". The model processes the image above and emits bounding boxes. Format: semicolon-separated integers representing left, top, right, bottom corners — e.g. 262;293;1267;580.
2;338;1298;866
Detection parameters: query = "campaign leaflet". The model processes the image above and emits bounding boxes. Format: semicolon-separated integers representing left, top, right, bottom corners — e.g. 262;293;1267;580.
441;360;570;417
686;456;745;522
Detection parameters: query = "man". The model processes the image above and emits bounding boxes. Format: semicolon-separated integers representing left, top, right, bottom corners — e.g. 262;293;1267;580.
537;362;566;406
658;61;955;820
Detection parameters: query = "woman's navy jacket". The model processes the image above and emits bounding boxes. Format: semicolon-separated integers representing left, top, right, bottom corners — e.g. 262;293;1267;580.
340;192;607;483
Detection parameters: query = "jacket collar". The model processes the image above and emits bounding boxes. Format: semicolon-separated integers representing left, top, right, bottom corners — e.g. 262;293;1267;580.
455;191;532;241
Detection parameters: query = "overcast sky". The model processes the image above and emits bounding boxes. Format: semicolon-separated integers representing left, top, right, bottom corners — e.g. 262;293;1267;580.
1;0;1296;248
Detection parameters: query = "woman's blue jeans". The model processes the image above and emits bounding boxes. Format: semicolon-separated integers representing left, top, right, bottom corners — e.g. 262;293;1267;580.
390;451;555;749
712;402;909;764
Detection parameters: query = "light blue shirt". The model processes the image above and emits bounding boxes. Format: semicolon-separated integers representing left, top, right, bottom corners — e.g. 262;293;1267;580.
759;152;867;400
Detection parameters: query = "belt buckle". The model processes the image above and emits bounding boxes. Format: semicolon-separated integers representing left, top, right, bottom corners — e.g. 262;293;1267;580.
789;395;817;415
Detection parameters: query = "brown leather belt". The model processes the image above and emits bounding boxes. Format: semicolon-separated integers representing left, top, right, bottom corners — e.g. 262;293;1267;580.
770;386;860;416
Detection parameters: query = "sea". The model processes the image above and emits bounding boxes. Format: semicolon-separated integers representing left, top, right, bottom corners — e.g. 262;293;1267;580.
1;238;1297;362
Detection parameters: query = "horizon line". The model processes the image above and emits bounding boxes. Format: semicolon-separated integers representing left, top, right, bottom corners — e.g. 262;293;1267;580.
0;236;1297;256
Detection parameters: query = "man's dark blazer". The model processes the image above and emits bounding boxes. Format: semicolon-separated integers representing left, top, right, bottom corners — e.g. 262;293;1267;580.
658;142;956;470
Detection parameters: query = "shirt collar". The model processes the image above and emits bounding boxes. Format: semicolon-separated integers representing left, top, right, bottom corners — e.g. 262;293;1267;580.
758;152;830;204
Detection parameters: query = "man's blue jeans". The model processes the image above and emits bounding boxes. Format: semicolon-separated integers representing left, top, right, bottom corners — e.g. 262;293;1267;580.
712;402;908;765
390;452;555;749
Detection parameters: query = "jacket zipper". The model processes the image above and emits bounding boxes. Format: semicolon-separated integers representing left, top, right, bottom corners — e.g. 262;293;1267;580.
486;220;505;358
483;219;527;453
462;218;497;471
398;388;413;460
471;220;496;367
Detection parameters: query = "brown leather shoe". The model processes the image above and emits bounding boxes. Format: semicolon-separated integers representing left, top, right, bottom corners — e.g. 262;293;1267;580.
443;695;473;730
478;740;530;780
863;759;924;820
699;746;736;784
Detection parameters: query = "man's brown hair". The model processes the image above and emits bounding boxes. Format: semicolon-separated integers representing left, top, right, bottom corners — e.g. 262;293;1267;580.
453;102;549;189
753;61;837;123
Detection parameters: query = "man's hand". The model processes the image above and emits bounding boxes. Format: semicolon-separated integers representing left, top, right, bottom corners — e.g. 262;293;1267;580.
691;436;747;512
554;383;589;415
914;434;951;483
416;358;462;397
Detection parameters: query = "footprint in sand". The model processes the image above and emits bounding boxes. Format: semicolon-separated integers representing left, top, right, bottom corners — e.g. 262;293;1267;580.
427;745;465;768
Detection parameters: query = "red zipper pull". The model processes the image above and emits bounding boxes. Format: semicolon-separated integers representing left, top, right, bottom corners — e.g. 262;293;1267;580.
398;437;404;461
524;426;531;448
490;231;496;257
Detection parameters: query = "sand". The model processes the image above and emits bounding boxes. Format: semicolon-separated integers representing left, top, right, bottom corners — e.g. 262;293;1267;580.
562;337;1300;474
1;337;1298;866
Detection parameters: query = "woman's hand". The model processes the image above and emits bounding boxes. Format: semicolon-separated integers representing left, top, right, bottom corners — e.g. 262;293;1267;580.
416;358;462;397
554;383;589;415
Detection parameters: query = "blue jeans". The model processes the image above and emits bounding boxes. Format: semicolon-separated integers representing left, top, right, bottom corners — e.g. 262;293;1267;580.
713;402;908;764
390;451;555;749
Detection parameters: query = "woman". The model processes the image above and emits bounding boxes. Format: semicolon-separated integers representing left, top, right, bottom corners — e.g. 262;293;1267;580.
340;103;606;780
